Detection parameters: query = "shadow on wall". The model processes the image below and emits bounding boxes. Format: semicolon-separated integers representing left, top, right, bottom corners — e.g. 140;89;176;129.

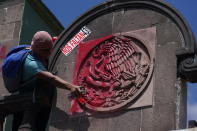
50;106;90;131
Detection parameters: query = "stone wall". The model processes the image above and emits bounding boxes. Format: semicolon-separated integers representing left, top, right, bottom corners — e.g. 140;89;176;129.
0;0;24;95
48;0;192;131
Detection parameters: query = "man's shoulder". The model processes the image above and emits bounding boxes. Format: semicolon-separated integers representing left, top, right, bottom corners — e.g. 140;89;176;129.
25;54;40;67
24;54;46;70
26;54;36;61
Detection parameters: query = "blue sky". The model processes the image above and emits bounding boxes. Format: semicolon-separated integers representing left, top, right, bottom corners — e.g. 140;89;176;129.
42;0;197;121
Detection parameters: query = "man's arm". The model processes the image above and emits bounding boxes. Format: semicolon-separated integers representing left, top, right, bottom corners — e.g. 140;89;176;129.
36;71;81;94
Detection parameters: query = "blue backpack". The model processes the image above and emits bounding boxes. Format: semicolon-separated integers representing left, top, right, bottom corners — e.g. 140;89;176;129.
2;45;31;93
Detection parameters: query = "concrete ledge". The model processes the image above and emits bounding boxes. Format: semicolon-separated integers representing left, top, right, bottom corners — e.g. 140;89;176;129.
170;128;197;131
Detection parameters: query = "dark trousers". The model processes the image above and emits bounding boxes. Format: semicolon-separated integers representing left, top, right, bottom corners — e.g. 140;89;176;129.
12;105;51;131
12;81;54;131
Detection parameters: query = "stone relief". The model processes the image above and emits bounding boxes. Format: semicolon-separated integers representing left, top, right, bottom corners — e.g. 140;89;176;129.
75;34;153;112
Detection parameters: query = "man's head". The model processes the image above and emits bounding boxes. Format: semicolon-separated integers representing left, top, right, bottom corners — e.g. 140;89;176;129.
31;31;53;60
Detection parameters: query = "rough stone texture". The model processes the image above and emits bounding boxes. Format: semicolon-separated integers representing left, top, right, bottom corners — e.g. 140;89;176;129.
141;107;154;131
175;79;187;129
85;13;113;41
4;4;24;23
0;8;6;24
0;2;24;96
0;23;15;40
49;3;188;131
152;43;177;131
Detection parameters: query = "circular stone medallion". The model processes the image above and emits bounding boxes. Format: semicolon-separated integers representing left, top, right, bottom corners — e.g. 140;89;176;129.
76;35;153;112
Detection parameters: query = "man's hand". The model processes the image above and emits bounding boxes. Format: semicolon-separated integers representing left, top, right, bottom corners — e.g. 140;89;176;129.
70;85;84;97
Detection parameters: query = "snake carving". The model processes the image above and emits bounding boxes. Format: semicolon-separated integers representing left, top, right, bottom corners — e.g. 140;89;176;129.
76;35;153;112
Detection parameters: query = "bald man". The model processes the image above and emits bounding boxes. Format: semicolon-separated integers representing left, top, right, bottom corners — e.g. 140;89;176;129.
12;31;81;131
